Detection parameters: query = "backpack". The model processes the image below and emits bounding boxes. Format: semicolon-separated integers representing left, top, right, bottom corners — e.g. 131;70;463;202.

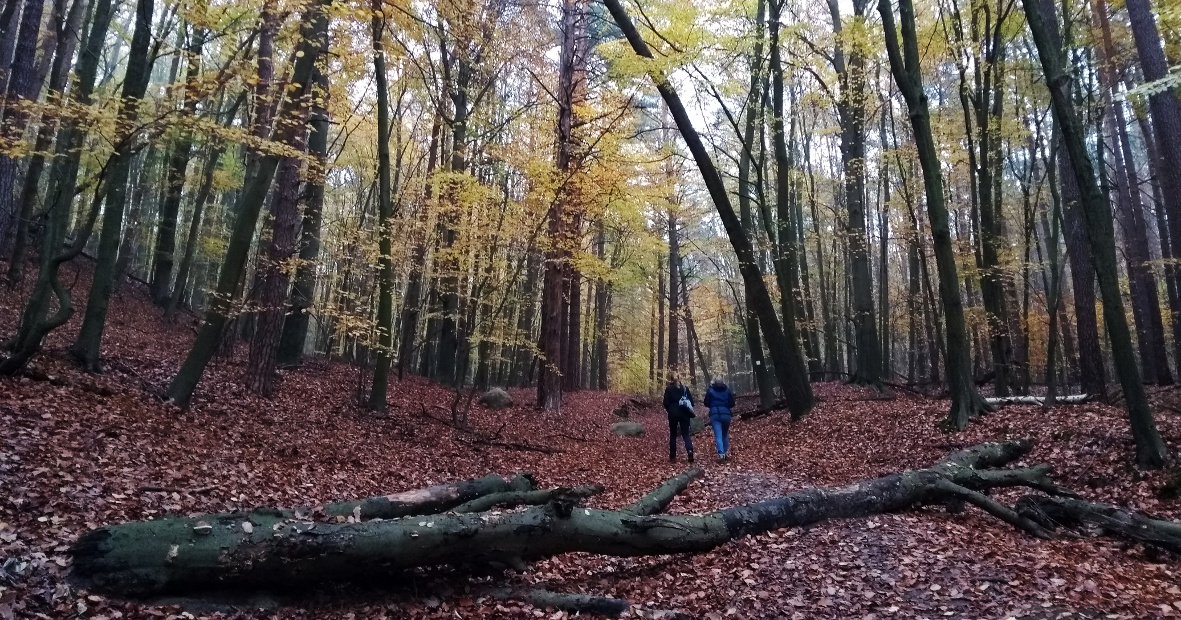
677;387;696;417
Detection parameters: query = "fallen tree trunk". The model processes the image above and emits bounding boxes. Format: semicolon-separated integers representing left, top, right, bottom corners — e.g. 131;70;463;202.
323;473;537;520
73;440;1071;597
1017;495;1181;553
984;394;1092;407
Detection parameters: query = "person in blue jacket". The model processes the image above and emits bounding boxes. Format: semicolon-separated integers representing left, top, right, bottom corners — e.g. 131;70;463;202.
662;372;695;463
703;375;735;460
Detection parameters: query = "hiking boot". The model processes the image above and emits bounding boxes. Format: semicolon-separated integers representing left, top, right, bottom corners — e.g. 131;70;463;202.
687;451;695;464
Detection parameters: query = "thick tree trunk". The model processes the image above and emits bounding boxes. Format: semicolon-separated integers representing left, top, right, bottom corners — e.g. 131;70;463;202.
827;0;882;387
73;440;1071;598
245;88;311;398
1123;0;1181;371
1093;0;1172;385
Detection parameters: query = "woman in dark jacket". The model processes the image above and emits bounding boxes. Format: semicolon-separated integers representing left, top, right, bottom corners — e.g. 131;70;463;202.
662;372;695;463
703;375;735;460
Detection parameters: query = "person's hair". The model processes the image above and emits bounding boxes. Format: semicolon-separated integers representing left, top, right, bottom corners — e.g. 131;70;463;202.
712;375;724;385
666;371;680;384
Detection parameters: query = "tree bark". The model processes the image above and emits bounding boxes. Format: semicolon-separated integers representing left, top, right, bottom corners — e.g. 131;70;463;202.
276;68;330;365
1123;0;1181;372
828;0;882;387
149;23;205;304
0;0;114;376
6;0;84;287
69;0;155;372
367;3;394;411
0;0;44;255
1093;0;1172;385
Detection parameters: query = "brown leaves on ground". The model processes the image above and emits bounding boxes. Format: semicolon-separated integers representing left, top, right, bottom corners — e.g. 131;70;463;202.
2;273;1180;619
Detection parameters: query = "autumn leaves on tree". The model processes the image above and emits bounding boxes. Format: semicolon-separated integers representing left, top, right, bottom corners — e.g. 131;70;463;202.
0;0;1179;468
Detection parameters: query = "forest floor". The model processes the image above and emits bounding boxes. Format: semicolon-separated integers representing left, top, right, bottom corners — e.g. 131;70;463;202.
3;261;1181;619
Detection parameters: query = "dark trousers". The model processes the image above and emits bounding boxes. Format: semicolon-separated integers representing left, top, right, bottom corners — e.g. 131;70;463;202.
668;416;694;459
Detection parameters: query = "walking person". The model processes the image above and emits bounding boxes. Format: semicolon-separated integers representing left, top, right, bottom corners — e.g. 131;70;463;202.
662;372;695;463
704;375;735;460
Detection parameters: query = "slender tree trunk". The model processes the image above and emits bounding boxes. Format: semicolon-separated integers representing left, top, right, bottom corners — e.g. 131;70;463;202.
167;2;329;407
605;0;814;418
69;0;155;372
1093;0;1171;385
6;0;81;287
0;0;42;255
1022;0;1167;468
149;24;205;304
667;210;680;372
1124;0;1181;372
879;0;990;429
366;4;395;411
394;119;440;378
735;0;775;405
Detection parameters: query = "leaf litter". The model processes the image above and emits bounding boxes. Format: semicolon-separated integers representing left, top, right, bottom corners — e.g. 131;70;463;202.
1;273;1180;618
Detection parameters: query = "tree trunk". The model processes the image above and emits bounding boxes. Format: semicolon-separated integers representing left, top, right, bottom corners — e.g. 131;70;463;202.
366;4;394;411
1022;0;1167;468
0;0;114;375
71;440;1084;599
879;0;990;429
828;0;882;387
605;0;814;418
394;118;440;378
276;68;329;365
0;0;44;255
1123;0;1181;373
6;0;82;287
69;0;154;372
166;2;330;408
1093;0;1172;385
667;210;681;372
149;24;205;304
736;0;776;405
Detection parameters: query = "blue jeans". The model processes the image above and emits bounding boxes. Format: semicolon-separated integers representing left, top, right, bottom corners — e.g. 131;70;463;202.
668;416;693;459
710;415;731;455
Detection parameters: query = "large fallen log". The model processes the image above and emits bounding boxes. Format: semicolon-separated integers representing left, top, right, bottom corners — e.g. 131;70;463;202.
73;440;1073;598
984;394;1092;407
